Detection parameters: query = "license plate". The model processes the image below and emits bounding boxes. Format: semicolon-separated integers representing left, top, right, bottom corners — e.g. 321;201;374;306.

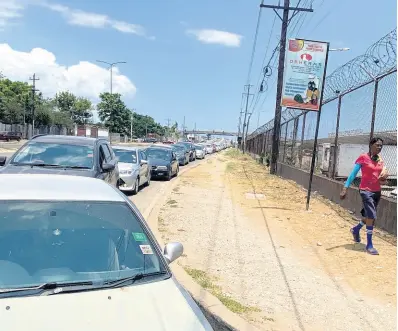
157;172;164;176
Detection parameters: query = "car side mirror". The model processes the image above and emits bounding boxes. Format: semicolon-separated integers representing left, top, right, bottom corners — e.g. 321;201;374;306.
0;156;6;166
140;159;148;165
102;163;115;172
163;242;183;264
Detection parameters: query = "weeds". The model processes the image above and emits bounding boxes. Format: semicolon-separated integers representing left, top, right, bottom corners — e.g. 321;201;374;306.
183;266;261;314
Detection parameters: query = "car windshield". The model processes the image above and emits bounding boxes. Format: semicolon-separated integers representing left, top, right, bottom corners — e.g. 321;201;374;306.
114;149;137;164
10;142;94;168
146;148;171;161
0;201;166;291
172;145;185;153
195;145;203;150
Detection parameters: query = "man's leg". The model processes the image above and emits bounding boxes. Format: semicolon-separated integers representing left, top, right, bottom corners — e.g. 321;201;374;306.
362;192;379;255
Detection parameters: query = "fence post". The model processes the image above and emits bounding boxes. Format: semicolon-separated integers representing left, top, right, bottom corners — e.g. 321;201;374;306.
370;78;380;140
332;95;342;179
282;122;289;163
291;116;299;165
299;112;307;168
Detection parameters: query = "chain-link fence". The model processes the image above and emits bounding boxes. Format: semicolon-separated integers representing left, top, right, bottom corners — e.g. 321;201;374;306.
246;29;397;199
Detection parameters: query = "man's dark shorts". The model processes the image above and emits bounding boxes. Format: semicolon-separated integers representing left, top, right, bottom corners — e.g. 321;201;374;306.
360;190;381;220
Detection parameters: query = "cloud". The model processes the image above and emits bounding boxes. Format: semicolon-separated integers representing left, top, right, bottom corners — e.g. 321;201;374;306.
0;0;24;30
0;43;136;102
186;29;242;47
38;1;148;37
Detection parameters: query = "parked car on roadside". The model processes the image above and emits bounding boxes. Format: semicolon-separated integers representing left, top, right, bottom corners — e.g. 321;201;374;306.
0;131;22;142
175;142;196;162
0;174;214;331
194;145;206;159
204;144;213;154
172;144;190;165
145;146;179;180
113;146;151;195
0;134;119;187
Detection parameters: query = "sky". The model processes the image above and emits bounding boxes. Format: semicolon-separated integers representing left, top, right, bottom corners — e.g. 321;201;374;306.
0;0;396;134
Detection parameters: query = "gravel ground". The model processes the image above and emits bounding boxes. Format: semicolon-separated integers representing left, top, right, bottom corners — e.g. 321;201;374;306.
158;150;396;331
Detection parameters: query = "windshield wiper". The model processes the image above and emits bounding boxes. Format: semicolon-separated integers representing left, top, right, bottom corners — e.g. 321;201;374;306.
0;281;93;294
59;165;91;169
102;271;168;288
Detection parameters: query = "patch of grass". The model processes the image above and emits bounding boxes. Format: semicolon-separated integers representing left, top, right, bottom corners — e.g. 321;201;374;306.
183;266;260;314
224;148;241;158
226;162;237;172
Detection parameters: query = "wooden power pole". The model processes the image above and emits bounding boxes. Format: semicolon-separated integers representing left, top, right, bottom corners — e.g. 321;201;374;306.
260;0;313;174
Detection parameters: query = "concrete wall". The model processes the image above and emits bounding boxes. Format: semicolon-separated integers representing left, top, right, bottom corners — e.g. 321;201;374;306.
276;162;397;235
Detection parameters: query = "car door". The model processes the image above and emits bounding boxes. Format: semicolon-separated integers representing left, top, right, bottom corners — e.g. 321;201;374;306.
139;151;148;181
101;143;116;185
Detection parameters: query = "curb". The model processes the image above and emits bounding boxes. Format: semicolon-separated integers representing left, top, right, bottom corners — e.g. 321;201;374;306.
143;158;261;331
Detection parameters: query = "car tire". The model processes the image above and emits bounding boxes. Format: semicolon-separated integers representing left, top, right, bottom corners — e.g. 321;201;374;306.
145;173;151;187
167;170;172;181
133;177;140;195
174;166;179;177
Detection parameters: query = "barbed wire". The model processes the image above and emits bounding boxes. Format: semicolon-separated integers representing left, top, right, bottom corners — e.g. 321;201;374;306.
248;28;397;139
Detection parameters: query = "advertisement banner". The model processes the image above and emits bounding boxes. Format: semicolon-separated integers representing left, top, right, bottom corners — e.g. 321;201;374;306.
281;39;329;111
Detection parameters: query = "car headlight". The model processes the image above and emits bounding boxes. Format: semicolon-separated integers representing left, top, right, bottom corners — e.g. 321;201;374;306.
156;166;168;170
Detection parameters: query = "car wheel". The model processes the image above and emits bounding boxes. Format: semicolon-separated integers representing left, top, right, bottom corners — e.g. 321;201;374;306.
133;177;140;195
167;170;172;181
145;173;151;187
175;166;179;177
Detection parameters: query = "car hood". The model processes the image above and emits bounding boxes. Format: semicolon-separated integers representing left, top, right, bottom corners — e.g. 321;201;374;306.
0;164;95;177
0;278;213;331
118;162;138;171
148;158;170;167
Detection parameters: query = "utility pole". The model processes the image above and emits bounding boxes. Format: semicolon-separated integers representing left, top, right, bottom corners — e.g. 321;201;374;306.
130;108;135;141
242;84;253;153
260;0;313;174
29;73;40;135
183;116;186;139
165;118;172;140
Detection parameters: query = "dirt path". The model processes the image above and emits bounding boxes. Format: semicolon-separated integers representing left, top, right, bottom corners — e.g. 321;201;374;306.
158;150;396;331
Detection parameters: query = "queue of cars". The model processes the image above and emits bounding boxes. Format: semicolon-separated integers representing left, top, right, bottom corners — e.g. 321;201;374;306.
0;134;214;330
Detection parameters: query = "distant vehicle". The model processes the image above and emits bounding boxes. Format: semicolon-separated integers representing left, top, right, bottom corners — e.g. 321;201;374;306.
0;131;22;142
194;145;206;159
113;146;151;194
205;144;213;154
172;144;190;165
143;137;157;143
175;142;196;162
0;174;214;331
146;146;179;180
0;135;119;187
162;141;174;145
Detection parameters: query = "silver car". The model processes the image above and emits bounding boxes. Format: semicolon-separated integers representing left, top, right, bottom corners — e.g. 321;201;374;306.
194;145;206;159
113;146;151;194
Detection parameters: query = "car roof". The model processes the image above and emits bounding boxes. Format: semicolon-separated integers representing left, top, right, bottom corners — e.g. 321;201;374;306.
0;174;125;202
111;145;139;151
30;135;103;146
148;144;172;149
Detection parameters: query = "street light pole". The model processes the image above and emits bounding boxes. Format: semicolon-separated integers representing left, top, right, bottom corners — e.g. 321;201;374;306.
96;60;127;94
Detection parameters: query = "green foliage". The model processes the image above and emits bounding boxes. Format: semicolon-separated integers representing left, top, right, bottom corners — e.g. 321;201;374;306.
0;76;165;137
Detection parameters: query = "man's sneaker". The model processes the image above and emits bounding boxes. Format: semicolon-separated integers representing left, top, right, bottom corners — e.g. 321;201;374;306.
366;247;379;255
350;228;361;243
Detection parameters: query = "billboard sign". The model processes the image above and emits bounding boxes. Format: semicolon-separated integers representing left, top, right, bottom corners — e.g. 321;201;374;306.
281;39;329;111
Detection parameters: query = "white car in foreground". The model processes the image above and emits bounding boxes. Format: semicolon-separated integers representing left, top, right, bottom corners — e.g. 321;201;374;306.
0;174;213;331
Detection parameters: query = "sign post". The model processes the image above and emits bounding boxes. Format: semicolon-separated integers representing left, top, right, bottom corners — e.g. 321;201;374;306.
280;38;330;210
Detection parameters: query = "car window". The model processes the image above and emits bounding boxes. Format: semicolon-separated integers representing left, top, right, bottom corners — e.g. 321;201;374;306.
146;148;171;161
0;200;166;290
114;149;137;164
11;142;94;168
139;151;146;161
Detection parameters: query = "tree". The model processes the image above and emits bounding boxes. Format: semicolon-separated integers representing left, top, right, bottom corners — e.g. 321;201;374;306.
54;91;93;124
97;92;131;134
